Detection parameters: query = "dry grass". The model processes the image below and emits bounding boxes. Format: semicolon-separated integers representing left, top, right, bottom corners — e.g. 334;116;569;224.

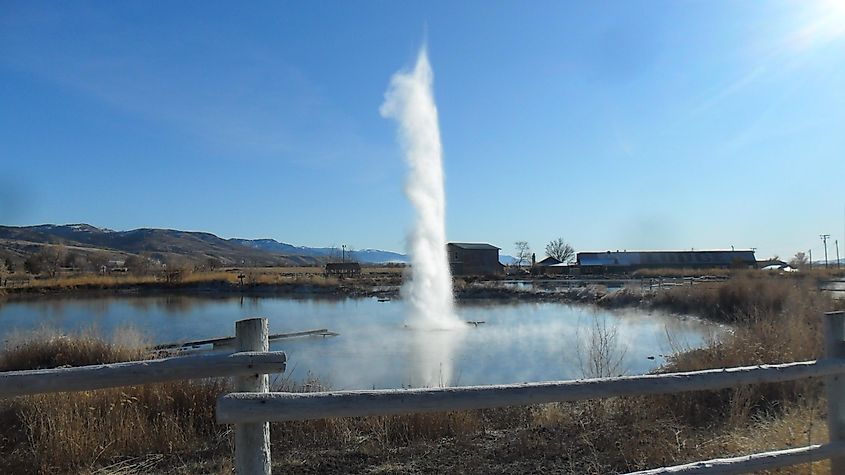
17;381;227;473
632;267;734;278
7;267;402;294
639;274;836;429
0;328;229;474
18;274;158;289
649;272;816;323
0;327;149;371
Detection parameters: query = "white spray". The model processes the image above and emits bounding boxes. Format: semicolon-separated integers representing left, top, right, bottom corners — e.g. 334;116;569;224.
380;45;462;330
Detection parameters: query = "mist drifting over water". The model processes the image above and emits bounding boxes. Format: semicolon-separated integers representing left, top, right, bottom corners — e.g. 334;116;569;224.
380;45;461;330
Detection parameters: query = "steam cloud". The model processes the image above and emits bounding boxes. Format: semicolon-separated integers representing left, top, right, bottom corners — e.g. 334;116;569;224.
380;45;462;330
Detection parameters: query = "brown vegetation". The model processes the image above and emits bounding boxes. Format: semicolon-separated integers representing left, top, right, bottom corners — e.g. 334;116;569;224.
0;267;403;299
0;275;842;473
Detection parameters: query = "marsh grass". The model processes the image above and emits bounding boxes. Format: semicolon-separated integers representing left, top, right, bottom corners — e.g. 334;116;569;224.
7;268;393;294
632;267;734;278
0;328;229;474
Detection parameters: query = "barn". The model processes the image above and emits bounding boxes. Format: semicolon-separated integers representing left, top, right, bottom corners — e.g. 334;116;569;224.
447;243;504;276
577;250;757;274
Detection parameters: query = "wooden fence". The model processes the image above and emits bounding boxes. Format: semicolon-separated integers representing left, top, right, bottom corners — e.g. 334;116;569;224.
214;311;845;474
4;314;845;474
0;317;285;474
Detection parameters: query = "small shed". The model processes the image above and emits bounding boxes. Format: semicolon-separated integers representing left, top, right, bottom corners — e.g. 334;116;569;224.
325;262;361;278
536;256;562;266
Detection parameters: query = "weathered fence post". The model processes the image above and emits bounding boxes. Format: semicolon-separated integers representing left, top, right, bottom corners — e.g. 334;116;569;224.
825;311;845;474
234;317;271;475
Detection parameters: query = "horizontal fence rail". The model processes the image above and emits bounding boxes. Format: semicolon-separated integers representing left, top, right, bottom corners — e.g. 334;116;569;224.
627;442;845;474
152;328;336;350
0;350;286;398
216;358;844;424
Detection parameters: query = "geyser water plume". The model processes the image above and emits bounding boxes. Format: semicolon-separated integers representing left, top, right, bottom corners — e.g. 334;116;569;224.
380;45;462;330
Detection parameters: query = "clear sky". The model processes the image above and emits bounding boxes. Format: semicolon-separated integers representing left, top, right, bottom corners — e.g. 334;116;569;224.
1;1;844;260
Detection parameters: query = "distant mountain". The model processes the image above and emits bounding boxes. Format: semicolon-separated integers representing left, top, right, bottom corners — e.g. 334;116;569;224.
349;248;408;264
0;224;409;266
228;238;329;258
229;238;408;264
0;224;527;267
0;224;314;266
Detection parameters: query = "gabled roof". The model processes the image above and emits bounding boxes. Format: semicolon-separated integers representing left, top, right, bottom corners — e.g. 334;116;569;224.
448;243;500;251
537;256;562;266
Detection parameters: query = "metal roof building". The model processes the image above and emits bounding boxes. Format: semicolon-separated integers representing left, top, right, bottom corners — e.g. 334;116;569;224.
577;250;757;272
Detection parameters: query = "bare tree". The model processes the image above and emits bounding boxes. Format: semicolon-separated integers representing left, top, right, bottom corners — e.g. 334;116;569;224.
34;246;65;278
514;241;531;268
576;315;628;378
789;251;809;269
24;254;44;275
125;255;154;275
163;256;191;283
199;256;223;272
545;238;576;264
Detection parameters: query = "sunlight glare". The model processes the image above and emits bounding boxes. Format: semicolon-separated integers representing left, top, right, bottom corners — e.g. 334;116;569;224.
791;0;845;50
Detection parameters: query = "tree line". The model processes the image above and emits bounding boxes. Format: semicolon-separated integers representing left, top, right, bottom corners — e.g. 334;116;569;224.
2;246;227;281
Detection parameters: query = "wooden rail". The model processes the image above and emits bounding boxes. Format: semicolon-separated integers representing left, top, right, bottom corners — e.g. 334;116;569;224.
216;311;845;475
216;359;844;423
627;442;845;474
0;350;286;398
152;328;336;350
217;359;845;424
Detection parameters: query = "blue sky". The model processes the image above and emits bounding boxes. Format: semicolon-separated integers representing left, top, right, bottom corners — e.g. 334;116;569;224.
1;1;844;260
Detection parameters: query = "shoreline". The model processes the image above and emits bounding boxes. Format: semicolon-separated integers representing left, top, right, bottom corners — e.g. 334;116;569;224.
0;278;624;305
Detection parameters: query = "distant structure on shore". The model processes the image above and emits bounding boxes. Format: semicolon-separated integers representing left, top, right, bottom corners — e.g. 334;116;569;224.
576;250;757;274
447;243;504;276
324;262;361;277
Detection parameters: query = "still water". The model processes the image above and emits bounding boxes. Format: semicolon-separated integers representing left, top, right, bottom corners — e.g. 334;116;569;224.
0;295;723;389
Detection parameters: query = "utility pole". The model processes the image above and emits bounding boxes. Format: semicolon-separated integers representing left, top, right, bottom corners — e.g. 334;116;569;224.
822;234;831;269
342;244;346;263
837;240;841;270
810;249;813;270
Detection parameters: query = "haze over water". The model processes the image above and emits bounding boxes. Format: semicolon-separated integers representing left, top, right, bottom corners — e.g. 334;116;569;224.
0;296;724;389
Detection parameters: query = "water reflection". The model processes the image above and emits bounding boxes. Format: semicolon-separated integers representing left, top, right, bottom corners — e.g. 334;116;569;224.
0;296;724;389
408;327;466;387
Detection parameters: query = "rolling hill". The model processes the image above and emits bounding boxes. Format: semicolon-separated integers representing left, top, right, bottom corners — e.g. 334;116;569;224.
0;224;408;267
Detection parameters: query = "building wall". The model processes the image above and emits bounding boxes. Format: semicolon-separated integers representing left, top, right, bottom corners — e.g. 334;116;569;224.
448;245;503;275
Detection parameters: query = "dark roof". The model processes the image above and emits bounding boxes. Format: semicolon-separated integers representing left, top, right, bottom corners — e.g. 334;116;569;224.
448;243;500;251
537;256;562;266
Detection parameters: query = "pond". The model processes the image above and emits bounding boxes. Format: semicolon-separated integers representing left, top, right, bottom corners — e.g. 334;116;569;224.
0;295;723;390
